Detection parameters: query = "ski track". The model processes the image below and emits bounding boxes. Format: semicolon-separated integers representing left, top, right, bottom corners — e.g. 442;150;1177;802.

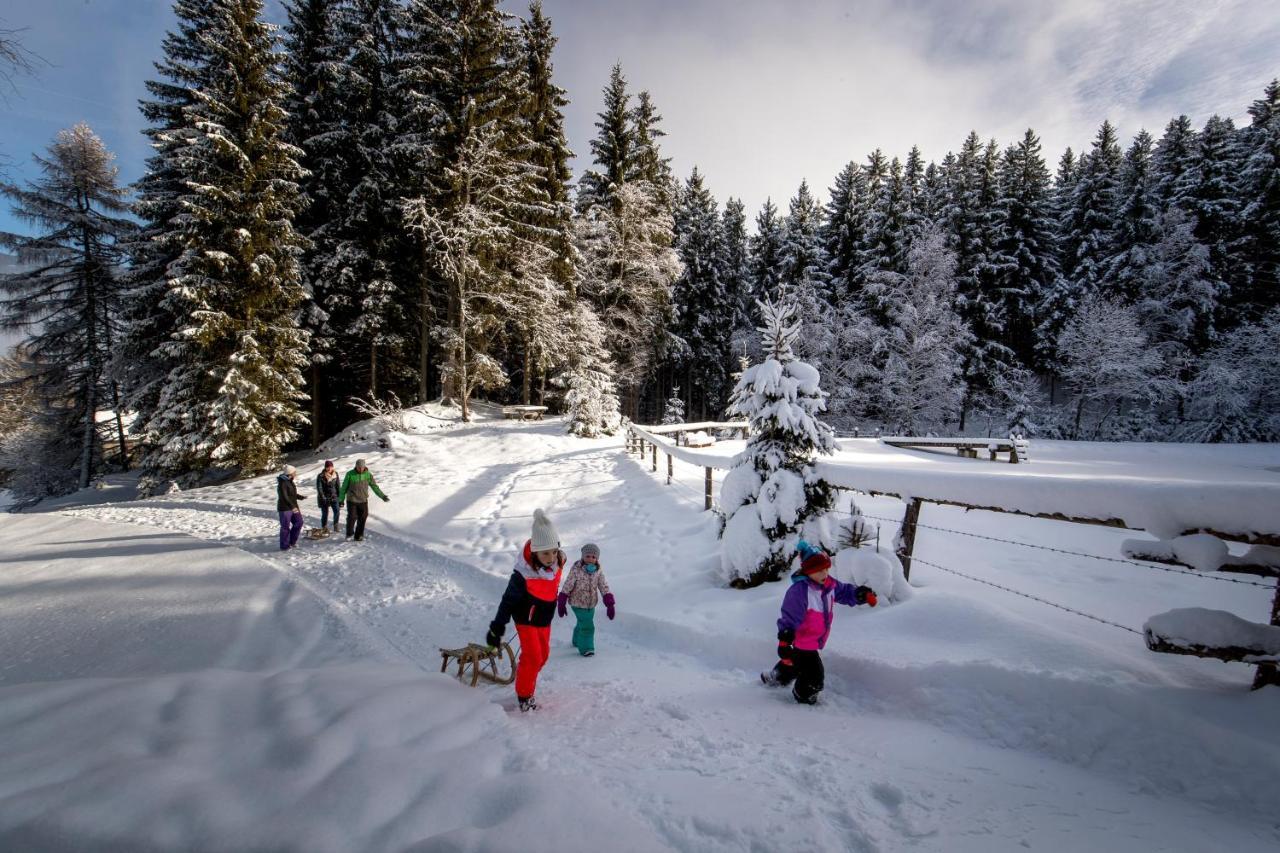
57;420;1280;851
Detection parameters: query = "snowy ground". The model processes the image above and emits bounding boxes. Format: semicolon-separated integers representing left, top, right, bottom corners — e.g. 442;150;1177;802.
2;412;1278;851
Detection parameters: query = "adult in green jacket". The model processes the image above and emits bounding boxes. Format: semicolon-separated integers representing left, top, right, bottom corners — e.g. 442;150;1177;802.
339;458;389;541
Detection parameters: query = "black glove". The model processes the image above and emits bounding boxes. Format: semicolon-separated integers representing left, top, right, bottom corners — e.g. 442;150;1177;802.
485;624;503;649
854;585;877;606
777;628;795;661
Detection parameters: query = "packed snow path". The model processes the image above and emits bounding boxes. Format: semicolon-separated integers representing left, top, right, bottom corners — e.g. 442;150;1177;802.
4;416;1279;851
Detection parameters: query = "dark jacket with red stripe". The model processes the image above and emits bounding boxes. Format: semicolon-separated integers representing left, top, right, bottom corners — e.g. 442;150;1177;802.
489;541;565;637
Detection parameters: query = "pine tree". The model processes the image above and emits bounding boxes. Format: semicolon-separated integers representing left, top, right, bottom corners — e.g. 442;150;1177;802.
1182;115;1244;327
861;155;911;282
140;0;311;476
719;298;836;587
748;197;785;301
1238;80;1280;323
576;62;631;213
778;180;827;298
281;0;346;443
996;129;1059;367
661;385;685;425
671;168;730;419
0;124;135;493
1105;130;1160;302
327;0;406;402
399;0;544;421
120;0;224;448
1036;146;1080;370
820;161;868;300
1133;207;1216;361
558;302;621;437
719;197;754;361
1177;310;1280;442
1153;115;1198;206
629;90;674;206
864;224;970;434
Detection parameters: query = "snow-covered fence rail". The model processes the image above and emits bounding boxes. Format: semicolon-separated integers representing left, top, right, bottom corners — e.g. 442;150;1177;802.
880;435;1030;463
627;423;748;509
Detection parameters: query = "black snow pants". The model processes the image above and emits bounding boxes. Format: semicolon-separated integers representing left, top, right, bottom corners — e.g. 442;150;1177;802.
346;500;370;538
772;648;825;704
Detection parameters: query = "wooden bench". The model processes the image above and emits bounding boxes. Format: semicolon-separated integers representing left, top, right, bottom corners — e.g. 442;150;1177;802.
881;436;1029;463
501;405;547;421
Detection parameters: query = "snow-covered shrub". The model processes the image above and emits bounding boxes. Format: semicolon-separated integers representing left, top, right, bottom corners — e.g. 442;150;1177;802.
661;388;685;425
1176;310;1280;442
558;303;622;438
719;298;836;587
349;392;410;434
0;420;80;499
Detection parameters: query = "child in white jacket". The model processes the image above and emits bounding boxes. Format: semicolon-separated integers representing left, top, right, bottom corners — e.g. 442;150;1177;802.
556;543;615;657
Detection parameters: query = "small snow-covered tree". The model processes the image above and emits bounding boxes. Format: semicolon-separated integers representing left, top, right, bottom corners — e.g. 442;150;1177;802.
1058;296;1169;439
557;302;621;437
865;224;970;434
661;386;685;425
719;298;836;587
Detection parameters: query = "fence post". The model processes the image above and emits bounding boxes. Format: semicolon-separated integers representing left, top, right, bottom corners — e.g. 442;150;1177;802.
1253;580;1280;689
704;467;713;511
667;453;673;485
895;498;923;581
651;442;657;472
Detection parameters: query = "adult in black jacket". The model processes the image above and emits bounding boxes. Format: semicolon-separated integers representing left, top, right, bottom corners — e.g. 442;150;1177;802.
315;460;341;532
276;465;307;551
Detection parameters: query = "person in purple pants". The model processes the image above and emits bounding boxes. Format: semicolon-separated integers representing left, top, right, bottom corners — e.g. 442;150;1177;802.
276;465;307;551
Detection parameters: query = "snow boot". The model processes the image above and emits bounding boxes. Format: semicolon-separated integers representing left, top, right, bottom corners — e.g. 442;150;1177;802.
518;695;537;712
792;686;820;705
582;650;595;657
760;670;781;687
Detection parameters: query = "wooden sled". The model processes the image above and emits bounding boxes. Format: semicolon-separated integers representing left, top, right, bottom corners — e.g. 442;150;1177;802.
307;527;331;540
439;642;517;687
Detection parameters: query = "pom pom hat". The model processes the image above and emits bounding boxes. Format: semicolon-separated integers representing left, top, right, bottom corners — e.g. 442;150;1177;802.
531;508;559;552
796;540;831;576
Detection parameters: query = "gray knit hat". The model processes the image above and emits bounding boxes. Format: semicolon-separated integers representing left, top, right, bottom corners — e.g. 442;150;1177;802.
530;508;559;552
581;543;600;561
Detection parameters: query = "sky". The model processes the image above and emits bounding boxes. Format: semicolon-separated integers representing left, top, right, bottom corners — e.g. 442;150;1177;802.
1;0;1278;240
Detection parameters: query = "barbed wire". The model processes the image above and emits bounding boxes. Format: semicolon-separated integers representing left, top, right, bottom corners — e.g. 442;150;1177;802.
909;556;1144;636
834;509;1276;589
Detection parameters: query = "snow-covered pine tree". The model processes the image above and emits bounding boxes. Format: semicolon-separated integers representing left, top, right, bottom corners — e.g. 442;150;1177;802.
748;197;785;302
1182;115;1246;331
661;386;685;425
1153;115;1199;207
558;302;621;437
1036;146;1080;374
864;223;970;434
141;0;311;477
777;180;834;374
574;180;680;419
719;297;836;587
0;123;135;493
996;129;1059;368
860;155;912;297
1104;130;1160;302
1177;309;1280;442
820;161;869;300
1057;296;1168;439
119;0;223;449
576;62;631;214
1237;80;1280;324
281;0;346;443
719;197;755;362
671;168;731;419
628;90;674;208
1134;207;1217;361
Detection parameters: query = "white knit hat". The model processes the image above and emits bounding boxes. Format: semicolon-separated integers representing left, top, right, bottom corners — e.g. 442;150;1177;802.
530;508;559;552
283;464;297;476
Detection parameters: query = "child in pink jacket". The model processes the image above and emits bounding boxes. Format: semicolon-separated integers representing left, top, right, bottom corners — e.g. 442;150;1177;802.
761;540;876;704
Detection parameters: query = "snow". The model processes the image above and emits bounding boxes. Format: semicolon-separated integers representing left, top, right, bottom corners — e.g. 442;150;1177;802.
1145;608;1280;658
1123;533;1230;571
2;418;1279;851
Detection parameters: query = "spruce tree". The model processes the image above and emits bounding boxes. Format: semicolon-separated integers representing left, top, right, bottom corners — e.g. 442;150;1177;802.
820;161;868;300
1105;130;1160;302
140;0;311;476
576;62;631;213
719;197;754;362
558;302;621;437
1153;115;1198;206
720;298;836;587
671;168;729;419
629;90;674;207
748;197;785;301
662;386;685;425
0;124;135;492
996;129;1059;368
1238;80;1280;323
1183;115;1245;328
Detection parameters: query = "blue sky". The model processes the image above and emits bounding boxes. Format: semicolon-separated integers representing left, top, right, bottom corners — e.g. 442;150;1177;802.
2;0;1278;239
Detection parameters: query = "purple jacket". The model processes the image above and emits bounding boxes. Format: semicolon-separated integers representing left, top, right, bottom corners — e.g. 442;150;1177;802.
777;574;863;651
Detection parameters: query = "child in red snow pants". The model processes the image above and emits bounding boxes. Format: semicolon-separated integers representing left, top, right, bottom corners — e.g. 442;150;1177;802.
515;623;551;697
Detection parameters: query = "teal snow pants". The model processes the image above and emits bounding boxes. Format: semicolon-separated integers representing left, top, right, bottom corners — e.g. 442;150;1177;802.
571;606;596;655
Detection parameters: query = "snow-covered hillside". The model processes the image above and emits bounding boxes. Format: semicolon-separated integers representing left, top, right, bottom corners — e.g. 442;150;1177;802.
2;413;1278;852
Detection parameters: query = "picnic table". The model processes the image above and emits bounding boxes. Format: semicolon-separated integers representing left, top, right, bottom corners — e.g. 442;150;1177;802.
880;435;1030;463
502;405;547;421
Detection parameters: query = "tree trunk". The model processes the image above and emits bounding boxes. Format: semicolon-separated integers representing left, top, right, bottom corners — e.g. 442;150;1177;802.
311;363;322;448
111;381;129;471
419;255;431;404
1074;392;1086;439
370;343;378;399
80;374;97;490
458;285;470;422
522;340;532;405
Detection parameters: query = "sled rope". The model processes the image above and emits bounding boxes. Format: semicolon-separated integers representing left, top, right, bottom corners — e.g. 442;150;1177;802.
847;511;1275;589
910;556;1143;636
